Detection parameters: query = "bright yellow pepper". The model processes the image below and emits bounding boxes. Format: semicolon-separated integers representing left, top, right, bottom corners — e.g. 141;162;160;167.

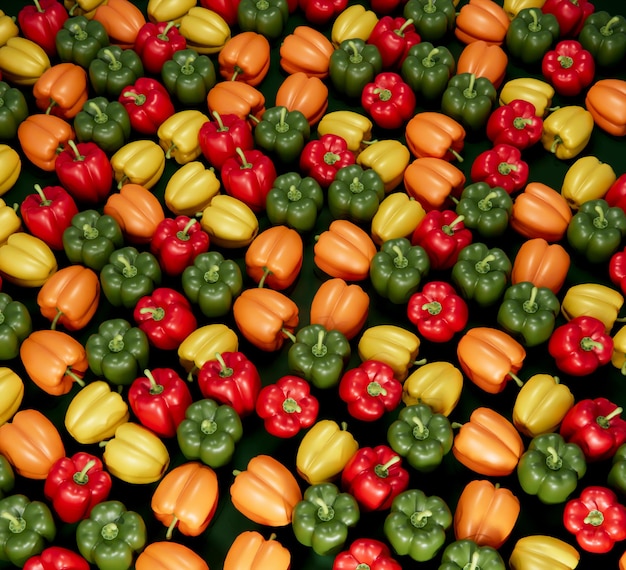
509;535;580;570
611;325;626;374
157;109;209;164
560;156;616;210
296;419;359;485
0;232;57;287
147;0;196;23
0;37;51;86
561;282;624;332
0;368;23;426
178;7;232;55
0;146;21;197
110;140;166;190
164;161;221;216
370;192;426;246
541;106;594;160
199;194;259;248
0;199;21;246
177;323;239;380
331;4;378;46
356;139;410;192
402;361;463;416
358;324;421;381
503;0;546;20
64;0;106;15
317;110;372;153
0;10;19;48
499;77;555;117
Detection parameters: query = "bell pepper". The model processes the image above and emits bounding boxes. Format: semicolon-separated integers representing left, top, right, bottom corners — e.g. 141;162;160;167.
404;157;466;211
55;15;110;69
561;282;624;332
33;63;88;119
217;31;269;85
334;539;401;570
541;39;594;98
17;113;74;172
367;16;420;69
561;156;616;211
578;11;626;68
237;0;288;40
91;0;146;48
371;192;426;246
317;110;372;153
224;532;290;570
74;97;131;154
299;134;355;189
456;39;508;89
500;76;555;117
412;210;472;269
279;26;334;78
136;541;209;570
401;43;455;103
609;247;626;297
164;161;220;216
88;46;144;100
0;201;22;248
0;233;57;288
134;20;187;75
585;79;626;137
541;105;594;159
401;361;463;416
0;36;50;86
158;109;209;165
253;106;310;165
439;540;506;570
23;546;89;570
441;73;497;131
356;139;410;193
161;48;216;107
179;6;231;55
455;0;510;45
207;80;266;126
509;535;580;570
0;10;18;48
454;182;512;239
0;293;32;361
403;0;455;42
512;238;570;296
612;324;626;374
0;82;28;139
405;112;465;163
383;488;452;562
117;79;174;136
327;163;385;223
298;0;346;25
177;323;239;380
150;217;209;277
110;141;165;192
329;39;383;99
471;143;529;194
609;443;626;496
331;4;379;45
486;98;543;149
198;112;253;171
0;368;23;427
0;454;13;499
542;0;594;37
505;8;560;64
361;72;416;130
17;0;69;58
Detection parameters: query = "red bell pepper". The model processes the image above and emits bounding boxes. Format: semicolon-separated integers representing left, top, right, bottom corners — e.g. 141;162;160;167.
333;538;402;570
542;0;595;37
560;397;626;462
338;360;403;422
23;546;90;570
150;215;210;276
198;111;255;171
548;316;614;377
470;143;529;194
298;0;348;25
119;77;175;136
406;281;469;343
134;21;188;75
411;209;473;270
43;452;112;524
299;133;356;189
361;72;416;130
55;140;114;205
17;0;68;57
133;287;198;351
20;184;79;251
610;246;626;295
221;147;277;213
255;374;319;438
340;445;410;512
605;173;626;212
486;99;544;150
563;486;626;554
541;40;595;97
127;367;193;438
197;351;262;417
367;16;421;69
199;0;241;26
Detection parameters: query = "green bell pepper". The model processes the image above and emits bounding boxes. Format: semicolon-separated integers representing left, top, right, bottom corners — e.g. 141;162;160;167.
439;539;506;570
88;46;144;99
287;324;351;389
0;494;56;567
181;251;243;318
85;318;150;386
329;39;383;99
237;0;289;41
496;281;560;347
55;16;110;69
253;106;311;164
100;246;162;308
383;488;452;562
74;97;131;154
505;8;561;65
370;237;430;304
161;48;216;107
327;163;385;224
403;0;456;43
76;500;146;570
176;398;243;468
62;210;124;272
266;171;324;233
566;198;626;264
608;443;626;496
400;42;456;101
441;73;497;132
0;456;13;500
517;432;587;505
451;242;512;307
454;182;513;239
0;292;32;361
0;81;28;140
387;403;453;472
292;482;360;557
579;11;626;68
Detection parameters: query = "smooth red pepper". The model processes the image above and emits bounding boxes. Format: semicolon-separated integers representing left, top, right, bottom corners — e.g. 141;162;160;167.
198;111;255;171
23;546;90;570
361;72;416;130
298;0;348;25
17;0;68;57
470;143;529;194
367;16;421;69
486;99;544;150
199;0;241;25
333;538;402;570
610;246;626;295
134;21;188;75
197;351;262;417
542;40;595;97
299;133;356;188
119;77;176;136
542;0;595;37
604;173;626;212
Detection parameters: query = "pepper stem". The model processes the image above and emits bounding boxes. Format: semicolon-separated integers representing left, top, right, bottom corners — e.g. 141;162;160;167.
166;516;178;539
103;48;122;71
50;309;63;330
375;455;401;477
597;406;623;428
395;19;414;36
215;352;234;377
121;92;146;106
442;215;464;235
68;139;84;161
177;218;197;240
462;74;477;99
392;245;408;268
508;371;523;387
0;512;25;533
212;110;227;131
601;16;620;36
527;8;541;32
282;329;297;343
144;369;164;395
33;0;43;11
545;446;562;470
157;21;177;41
583;509;604;526
33;184;52;206
139;307;165;321
467;551;481;570
65;368;85;387
117;255;138;278
73;459;96;484
422;48;439;68
89;102;108;124
235;147;252;169
258;267;272;289
348;41;363;63
312;329;327;357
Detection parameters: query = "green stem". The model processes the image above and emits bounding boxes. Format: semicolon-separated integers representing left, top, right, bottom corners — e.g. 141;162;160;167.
215;352;234;377
73;459;96;484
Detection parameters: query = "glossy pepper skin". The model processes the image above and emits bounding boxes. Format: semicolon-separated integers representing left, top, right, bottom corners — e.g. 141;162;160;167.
441;73;497;131
0;81;29;140
334;538;402;570
454;182;512;238
88;46;144;99
400;41;456;101
198;111;254;171
266;171;324;233
578;11;626;68
118;77;175;136
470;143;529;194
134;20;187;75
367;16;421;69
22;546;89;570
237;0;289;41
438;539;505;570
486;99;543;150
56;16;110;69
17;0;69;58
150;216;209;277
505;8;561;65
542;0;595;37
0;292;32;361
0;455;14;499
74;97;131;154
329;39;383;99
541;40;595;96
327;163;385;224
161;48;216;106
403;0;456;42
254;106;310;164
608;444;626;496
361;72;416;130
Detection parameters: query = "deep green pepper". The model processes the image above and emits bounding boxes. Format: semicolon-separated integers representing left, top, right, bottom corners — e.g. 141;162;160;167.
292;482;360;556
85;318;150;386
266;171;324;233
441;73;497;132
62;210;124;272
161;48;216;107
578;11;626;68
608;443;626;496
505;8;560;65
0;292;32;361
237;0;289;41
329;39;383;99
496;281;560;347
100;246;162;308
369;237;430;304
76;500;146;570
327;164;385;224
566;198;626;264
517;432;587;505
403;0;456;43
74;97;131;154
383;488;452;562
253;106;311;164
386;403;453;472
286;324;351;389
0;81;28;140
0;494;56;567
88;46;145;99
55;16;110;69
400;42;456;101
439;539;506;570
0;456;13;500
176;398;243;468
181;251;243;318
451;242;512;307
454;182;513;239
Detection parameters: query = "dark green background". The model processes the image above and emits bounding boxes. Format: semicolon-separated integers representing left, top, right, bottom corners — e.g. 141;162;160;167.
2;0;626;568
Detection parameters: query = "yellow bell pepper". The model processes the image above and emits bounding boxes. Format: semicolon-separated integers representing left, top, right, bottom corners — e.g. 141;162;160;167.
0;10;19;48
560;156;616;210
110;140;166;190
64;0;106;15
509;535;580;570
178;323;239;380
164;161;221;216
0;146;21;197
356;139;410;192
0;199;21;246
157;109;209;164
561;283;624;332
0;232;57;287
0;368;24;426
370;192;426;246
317;110;373;153
541;106;594;160
199;194;259;248
178;7;232;55
64;380;130;445
147;0;196;23
0;37;51;86
331;4;378;46
611;325;626;374
401;361;463;417
512;373;574;438
503;0;546;20
101;422;170;484
499;77;555;117
296;419;359;485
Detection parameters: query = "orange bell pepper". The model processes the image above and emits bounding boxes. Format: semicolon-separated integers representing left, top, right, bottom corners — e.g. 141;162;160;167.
0;409;65;479
17;113;74;172
405;112;466;162
585;78;626;137
224;530;291;570
456;40;508;89
217;31;270;86
511;237;570;295
275;72;328;127
135;541;209;570
280;26;334;78
92;0;147;49
206;80;266;125
33;63;89;119
403;156;466;211
455;0;510;45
